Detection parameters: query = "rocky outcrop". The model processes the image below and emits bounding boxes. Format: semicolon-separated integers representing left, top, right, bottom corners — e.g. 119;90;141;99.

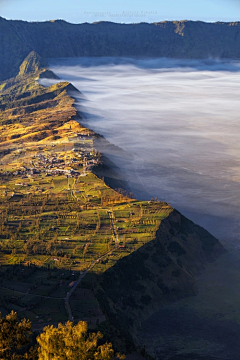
18;51;48;76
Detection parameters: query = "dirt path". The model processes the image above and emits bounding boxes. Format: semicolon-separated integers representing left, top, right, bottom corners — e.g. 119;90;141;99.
64;243;118;321
64;209;120;321
64;176;120;321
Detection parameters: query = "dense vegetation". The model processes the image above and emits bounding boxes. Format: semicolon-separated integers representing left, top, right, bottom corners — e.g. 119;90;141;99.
0;310;123;360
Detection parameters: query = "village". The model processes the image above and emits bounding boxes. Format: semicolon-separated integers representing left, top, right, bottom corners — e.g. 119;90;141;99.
0;138;101;181
0;62;173;339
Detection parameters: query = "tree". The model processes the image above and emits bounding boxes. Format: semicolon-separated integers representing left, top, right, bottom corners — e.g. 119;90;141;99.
37;320;124;360
0;314;125;360
0;311;33;360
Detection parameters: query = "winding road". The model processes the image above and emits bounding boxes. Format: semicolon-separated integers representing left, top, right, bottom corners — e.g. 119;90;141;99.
64;207;119;321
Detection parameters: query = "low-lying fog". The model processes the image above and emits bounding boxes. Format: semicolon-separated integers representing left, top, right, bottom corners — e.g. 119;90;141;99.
40;57;240;359
42;57;240;246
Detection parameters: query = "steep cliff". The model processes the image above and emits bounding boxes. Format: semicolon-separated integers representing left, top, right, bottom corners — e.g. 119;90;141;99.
1;18;240;80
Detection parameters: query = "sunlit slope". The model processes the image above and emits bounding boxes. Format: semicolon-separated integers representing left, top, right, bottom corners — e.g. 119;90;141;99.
0;57;91;147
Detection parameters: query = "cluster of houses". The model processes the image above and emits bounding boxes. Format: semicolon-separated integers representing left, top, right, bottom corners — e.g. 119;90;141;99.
2;167;40;177
1;142;100;180
46;168;80;177
33;153;65;170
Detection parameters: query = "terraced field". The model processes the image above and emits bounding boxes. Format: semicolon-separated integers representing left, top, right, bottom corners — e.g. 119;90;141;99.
0;52;173;327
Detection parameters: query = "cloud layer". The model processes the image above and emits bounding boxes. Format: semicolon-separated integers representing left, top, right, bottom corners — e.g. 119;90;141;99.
40;57;240;245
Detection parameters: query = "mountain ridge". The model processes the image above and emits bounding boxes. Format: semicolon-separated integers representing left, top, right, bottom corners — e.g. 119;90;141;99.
1;18;240;81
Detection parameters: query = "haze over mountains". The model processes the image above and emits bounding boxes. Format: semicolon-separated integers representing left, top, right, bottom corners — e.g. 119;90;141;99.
2;17;240;81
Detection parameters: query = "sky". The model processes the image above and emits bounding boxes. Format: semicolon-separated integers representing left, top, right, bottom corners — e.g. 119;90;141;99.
0;0;240;24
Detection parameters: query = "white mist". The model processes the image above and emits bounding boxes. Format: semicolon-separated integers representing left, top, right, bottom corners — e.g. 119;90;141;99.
41;57;240;245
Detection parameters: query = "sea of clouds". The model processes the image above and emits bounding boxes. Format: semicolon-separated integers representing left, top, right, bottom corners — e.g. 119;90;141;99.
40;57;240;246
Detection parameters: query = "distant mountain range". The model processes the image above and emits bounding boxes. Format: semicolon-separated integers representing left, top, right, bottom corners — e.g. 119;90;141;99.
1;17;240;81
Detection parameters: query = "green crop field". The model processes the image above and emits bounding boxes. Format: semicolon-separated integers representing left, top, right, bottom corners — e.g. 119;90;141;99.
0;165;172;325
0;61;173;329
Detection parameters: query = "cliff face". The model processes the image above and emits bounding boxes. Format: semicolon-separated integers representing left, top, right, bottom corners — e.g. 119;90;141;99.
1;18;240;80
95;210;225;338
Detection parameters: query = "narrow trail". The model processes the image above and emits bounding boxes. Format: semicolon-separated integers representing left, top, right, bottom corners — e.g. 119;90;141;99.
0;285;63;299
108;210;119;246
71;177;77;200
0;175;122;322
64;203;120;321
